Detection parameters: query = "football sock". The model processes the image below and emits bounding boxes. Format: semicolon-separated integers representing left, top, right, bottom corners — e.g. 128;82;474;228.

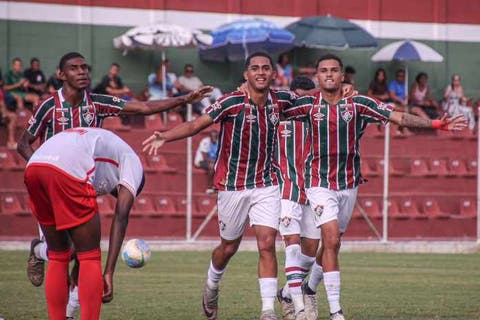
307;262;324;292
207;260;225;289
323;271;341;314
77;248;103;320
284;244;306;313
45;249;72;320
34;241;49;261
259;277;277;312
66;286;80;318
298;252;315;272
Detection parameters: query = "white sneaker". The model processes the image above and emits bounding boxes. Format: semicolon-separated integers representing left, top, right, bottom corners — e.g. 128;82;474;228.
66;286;80;319
260;309;280;320
202;282;219;320
330;310;345;320
302;283;318;320
277;288;295;320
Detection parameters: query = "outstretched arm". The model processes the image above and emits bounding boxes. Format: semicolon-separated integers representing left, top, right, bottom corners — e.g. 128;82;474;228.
121;85;213;115
389;111;467;131
102;185;134;303
142;114;214;155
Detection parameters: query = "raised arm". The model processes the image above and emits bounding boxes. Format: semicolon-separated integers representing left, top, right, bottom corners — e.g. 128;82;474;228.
389;111;467;131
102;185;134;303
17;130;37;161
121;85;213;115
142;114;213;155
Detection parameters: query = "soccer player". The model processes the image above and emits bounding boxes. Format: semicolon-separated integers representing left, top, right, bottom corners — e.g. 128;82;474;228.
283;54;467;320
275;77;319;320
142;52;296;320
24;127;145;320
18;51;210;287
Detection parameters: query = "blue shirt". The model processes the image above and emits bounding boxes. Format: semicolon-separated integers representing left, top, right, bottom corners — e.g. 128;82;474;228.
147;73;174;100
208;141;218;161
388;80;406;100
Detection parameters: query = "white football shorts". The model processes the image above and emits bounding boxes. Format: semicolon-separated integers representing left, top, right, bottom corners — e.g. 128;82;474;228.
305;186;358;233
279;199;320;239
217;185;280;240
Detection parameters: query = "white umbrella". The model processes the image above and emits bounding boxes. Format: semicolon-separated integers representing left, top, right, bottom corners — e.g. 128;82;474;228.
371;40;444;100
113;23;212;103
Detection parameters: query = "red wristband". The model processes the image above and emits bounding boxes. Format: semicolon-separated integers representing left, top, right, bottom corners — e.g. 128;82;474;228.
431;120;448;130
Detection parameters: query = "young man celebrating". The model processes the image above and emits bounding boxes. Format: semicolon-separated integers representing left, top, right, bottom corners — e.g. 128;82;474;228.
143;52;296;320
284;54;467;320
24;127;145;319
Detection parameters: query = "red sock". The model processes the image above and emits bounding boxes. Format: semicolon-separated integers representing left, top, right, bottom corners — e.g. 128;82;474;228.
77;248;103;320
46;248;72;320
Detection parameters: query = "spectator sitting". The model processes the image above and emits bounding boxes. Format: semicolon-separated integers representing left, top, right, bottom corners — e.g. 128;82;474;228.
194;130;219;194
23;57;47;99
368;68;390;102
3;57;40;113
0;88;18;150
46;67;63;95
388;68;429;119
410;72;439;119
94;63;135;101
174;64;222;114
147;61;176;100
344;65;356;86
275;53;294;89
443;74;475;132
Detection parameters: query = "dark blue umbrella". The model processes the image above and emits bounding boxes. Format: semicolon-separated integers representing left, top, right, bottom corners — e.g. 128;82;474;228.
286;15;377;50
199;18;295;62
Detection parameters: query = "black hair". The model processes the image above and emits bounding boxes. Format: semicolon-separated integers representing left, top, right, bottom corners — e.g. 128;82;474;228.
315;54;343;70
345;65;356;74
111;62;120;68
374;68;387;84
30;57;40;64
415;72;428;82
290;76;315;91
12;57;22;64
245;52;274;70
59;52;85;72
395;68;405;76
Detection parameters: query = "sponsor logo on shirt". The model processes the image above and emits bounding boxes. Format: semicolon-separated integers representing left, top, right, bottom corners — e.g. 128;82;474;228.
57;116;69;124
313;112;325;121
280;129;292;137
27;117;36;125
56;108;70;112
246;114;257;123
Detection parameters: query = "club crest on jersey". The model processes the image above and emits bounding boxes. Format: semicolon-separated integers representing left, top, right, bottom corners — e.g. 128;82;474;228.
269;112;279;125
378;102;390;110
83;111;94;125
341;109;353;122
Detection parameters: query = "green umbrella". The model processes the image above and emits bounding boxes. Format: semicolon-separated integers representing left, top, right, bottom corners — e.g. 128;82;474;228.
286;15;377;50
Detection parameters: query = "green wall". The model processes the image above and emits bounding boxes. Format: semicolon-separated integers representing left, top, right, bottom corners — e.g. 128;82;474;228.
1;20;480;100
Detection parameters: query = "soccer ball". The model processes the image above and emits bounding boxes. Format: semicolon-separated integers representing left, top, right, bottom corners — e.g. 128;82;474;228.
121;239;151;268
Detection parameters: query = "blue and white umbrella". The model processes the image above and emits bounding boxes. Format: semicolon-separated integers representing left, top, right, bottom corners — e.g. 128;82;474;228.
371;40;443;62
371;40;444;101
199;18;295;62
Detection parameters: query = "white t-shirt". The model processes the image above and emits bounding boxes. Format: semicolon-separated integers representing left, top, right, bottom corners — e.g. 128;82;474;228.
194;136;211;167
178;75;203;92
27;127;144;197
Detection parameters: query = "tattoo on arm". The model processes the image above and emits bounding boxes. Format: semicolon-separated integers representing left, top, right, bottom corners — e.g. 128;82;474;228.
400;113;432;128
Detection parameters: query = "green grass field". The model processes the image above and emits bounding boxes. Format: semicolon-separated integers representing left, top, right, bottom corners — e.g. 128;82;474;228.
0;250;479;320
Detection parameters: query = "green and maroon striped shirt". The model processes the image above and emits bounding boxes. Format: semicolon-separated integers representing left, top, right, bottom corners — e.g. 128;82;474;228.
204;90;295;191
284;92;393;190
27;88;125;143
275;120;309;204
